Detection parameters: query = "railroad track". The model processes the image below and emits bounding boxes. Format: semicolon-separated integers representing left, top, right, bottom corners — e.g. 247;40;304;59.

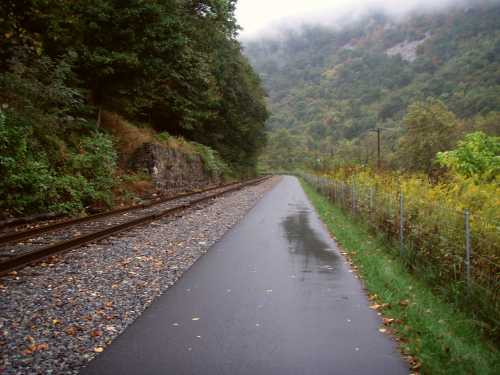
0;176;270;275
0;179;246;242
0;181;244;236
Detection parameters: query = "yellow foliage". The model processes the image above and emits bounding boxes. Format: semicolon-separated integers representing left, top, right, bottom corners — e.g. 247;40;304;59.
322;166;499;272
324;166;498;223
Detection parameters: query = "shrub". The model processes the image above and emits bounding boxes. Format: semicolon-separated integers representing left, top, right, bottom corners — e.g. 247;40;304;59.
436;131;500;183
194;143;230;178
0;109;118;214
68;132;117;206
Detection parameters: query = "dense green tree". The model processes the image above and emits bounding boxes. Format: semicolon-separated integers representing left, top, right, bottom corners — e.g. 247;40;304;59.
0;0;267;171
398;99;461;174
261;128;308;170
437;132;500;183
0;0;268;214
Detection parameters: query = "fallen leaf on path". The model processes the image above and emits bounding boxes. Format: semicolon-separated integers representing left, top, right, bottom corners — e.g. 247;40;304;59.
370;303;387;311
412;362;422;371
26;336;35;344
65;326;78;336
105;325;117;332
91;330;102;338
22;347;35;356
383;318;395;325
35;343;48;351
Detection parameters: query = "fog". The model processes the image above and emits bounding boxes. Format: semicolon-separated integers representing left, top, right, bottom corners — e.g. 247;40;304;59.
236;0;491;38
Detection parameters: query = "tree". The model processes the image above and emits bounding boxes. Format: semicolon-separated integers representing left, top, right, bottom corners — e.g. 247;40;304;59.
398;99;461;174
436;131;500;183
0;0;267;172
261;129;306;170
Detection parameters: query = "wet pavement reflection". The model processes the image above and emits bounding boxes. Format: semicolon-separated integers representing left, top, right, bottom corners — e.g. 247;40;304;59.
281;204;340;282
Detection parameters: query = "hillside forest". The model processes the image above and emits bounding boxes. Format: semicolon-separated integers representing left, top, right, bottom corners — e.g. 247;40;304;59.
0;0;267;216
245;0;499;225
245;1;500;333
245;1;499;180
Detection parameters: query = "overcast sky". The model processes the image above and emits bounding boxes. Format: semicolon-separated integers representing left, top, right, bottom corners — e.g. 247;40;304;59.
235;0;468;37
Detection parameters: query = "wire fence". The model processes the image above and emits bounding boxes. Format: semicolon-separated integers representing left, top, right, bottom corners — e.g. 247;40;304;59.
301;173;500;335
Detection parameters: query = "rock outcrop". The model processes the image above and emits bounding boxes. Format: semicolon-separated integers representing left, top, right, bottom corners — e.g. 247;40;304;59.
130;143;221;191
386;32;431;62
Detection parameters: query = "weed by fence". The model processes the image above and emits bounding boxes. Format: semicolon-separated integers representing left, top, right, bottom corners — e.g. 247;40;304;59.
301;173;500;338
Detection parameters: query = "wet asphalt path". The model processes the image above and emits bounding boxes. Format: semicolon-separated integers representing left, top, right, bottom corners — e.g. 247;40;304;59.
81;176;408;375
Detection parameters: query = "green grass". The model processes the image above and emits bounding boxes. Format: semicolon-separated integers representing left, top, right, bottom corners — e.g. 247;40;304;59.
301;180;499;375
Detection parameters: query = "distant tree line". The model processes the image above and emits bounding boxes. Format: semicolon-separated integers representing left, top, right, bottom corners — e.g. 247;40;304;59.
244;4;500;177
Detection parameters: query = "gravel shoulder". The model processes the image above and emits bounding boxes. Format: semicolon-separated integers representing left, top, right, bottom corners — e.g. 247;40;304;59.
0;177;281;375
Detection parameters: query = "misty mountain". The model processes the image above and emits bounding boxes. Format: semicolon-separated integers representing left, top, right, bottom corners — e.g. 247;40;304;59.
243;2;500;168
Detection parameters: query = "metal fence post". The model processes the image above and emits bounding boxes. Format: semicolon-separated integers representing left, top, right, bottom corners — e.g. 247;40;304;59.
343;183;347;209
464;209;471;291
351;180;356;215
400;192;404;257
369;188;373;211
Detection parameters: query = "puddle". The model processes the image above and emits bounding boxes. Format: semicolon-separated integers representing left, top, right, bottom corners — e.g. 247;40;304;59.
281;205;340;281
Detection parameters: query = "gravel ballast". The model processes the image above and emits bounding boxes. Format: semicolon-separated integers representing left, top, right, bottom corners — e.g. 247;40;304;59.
0;177;280;375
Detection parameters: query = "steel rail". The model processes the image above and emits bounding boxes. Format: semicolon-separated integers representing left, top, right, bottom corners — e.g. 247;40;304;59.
0;180;244;245
0;176;270;275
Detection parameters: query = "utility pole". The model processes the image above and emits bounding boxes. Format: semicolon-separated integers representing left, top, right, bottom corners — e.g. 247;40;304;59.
370;128;382;170
377;128;381;170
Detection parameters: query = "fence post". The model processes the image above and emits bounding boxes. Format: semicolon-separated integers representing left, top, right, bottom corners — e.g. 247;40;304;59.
343;183;347;209
399;192;404;257
464;209;471;291
369;188;373;212
351;180;356;215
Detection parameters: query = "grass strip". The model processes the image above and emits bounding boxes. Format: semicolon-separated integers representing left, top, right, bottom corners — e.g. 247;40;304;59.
301;179;499;375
